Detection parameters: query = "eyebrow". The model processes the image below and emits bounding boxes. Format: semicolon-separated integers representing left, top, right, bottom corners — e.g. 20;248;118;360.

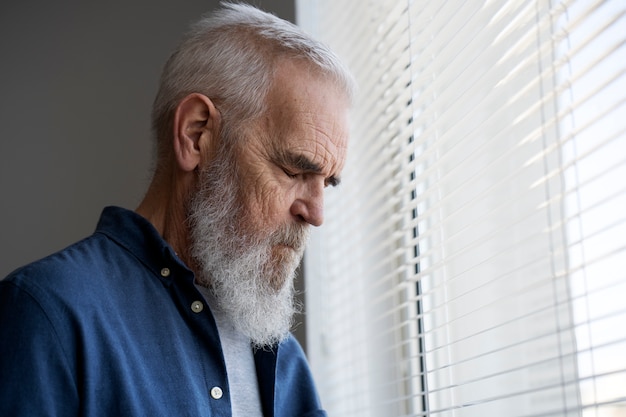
277;151;341;187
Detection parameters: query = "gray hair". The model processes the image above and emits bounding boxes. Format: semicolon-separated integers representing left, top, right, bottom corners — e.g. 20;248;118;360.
151;2;355;161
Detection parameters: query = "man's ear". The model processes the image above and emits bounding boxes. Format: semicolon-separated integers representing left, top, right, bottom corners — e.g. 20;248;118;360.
172;93;221;172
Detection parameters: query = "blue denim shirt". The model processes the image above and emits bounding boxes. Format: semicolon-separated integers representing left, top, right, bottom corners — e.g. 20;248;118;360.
0;207;326;417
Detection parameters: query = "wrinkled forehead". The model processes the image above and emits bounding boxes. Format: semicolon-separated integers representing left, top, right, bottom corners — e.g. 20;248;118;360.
268;59;351;112
265;64;350;169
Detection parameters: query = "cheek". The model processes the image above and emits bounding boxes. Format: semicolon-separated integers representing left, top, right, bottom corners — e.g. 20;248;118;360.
241;177;294;231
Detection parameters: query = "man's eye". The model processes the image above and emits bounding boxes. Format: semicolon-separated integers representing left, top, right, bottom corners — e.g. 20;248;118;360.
283;169;297;179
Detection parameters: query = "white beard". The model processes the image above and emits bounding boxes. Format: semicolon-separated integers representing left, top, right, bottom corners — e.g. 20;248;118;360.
187;145;309;349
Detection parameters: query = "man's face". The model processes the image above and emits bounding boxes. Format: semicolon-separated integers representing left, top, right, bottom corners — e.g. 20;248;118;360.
234;61;350;281
188;61;350;347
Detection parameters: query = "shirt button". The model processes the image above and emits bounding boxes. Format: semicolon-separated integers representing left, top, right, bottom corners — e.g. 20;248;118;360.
210;386;223;400
191;301;204;313
160;268;170;277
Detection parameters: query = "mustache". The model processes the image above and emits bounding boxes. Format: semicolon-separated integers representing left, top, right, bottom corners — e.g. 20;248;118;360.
269;222;310;251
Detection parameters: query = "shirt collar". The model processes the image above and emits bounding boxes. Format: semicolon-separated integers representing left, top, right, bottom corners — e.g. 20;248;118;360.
94;206;193;285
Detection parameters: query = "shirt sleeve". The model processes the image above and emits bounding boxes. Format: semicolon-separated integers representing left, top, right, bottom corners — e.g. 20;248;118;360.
0;280;79;417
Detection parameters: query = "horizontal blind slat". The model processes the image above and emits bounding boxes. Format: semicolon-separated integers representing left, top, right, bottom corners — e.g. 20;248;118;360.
299;0;626;415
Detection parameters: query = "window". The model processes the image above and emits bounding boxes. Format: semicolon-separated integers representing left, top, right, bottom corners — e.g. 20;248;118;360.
297;1;626;416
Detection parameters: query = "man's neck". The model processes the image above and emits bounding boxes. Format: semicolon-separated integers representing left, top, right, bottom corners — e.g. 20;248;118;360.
136;169;196;268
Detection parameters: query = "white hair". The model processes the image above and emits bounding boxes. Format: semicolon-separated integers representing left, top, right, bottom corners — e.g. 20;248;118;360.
151;2;355;161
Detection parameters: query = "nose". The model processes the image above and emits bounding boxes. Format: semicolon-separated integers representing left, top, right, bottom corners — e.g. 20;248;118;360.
290;181;324;226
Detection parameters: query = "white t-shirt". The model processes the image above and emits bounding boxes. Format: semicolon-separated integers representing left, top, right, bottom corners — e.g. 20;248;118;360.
196;285;263;417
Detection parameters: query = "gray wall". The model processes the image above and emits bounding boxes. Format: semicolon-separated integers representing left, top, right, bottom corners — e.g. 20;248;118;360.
0;0;304;344
0;0;306;345
0;0;295;277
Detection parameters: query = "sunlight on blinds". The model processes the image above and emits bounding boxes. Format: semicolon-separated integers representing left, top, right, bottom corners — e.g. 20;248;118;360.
560;1;626;412
298;0;626;416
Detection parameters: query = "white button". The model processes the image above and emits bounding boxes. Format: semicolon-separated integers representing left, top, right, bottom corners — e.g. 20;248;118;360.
160;268;170;277
210;386;223;399
191;301;204;313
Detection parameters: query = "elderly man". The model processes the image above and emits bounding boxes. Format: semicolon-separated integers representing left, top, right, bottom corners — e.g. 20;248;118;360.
0;3;354;416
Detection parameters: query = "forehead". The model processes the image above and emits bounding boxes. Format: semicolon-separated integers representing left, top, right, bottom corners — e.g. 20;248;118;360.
262;60;351;172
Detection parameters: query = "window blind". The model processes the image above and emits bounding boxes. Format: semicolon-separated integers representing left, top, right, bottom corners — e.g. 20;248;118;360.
297;1;626;416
